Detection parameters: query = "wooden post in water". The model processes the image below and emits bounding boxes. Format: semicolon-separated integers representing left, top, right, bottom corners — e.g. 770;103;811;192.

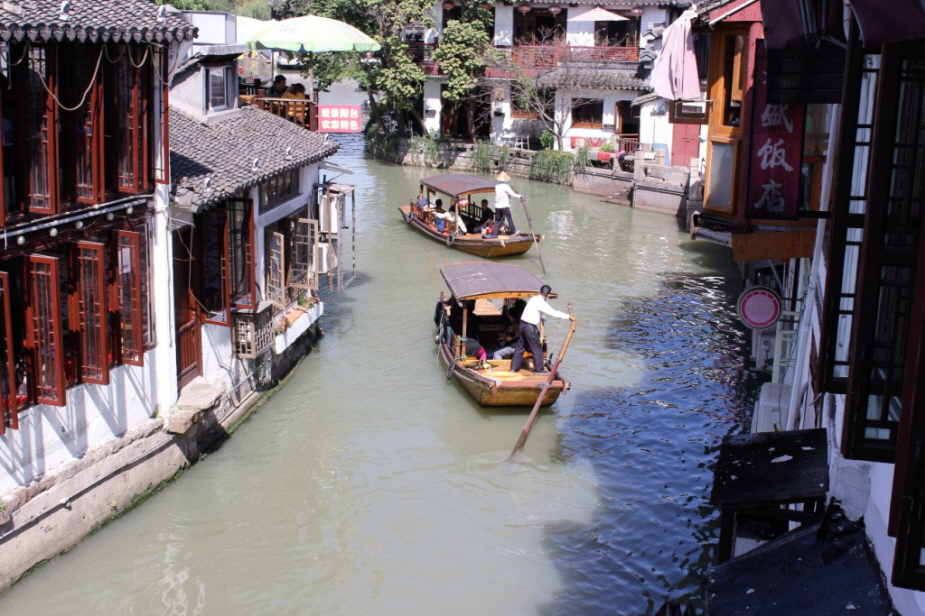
511;308;576;458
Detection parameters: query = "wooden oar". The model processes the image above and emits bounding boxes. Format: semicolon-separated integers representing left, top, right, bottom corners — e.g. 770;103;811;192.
510;308;576;458
519;197;546;274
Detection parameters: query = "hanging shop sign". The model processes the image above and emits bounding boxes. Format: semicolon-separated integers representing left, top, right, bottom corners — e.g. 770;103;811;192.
744;39;806;220
737;286;782;329
318;105;363;133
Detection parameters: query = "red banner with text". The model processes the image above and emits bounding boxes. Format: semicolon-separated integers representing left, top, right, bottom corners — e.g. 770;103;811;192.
318;105;363;133
745;40;805;220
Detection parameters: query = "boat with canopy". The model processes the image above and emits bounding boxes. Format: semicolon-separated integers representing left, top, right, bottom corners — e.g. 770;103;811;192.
435;262;573;407
398;174;538;258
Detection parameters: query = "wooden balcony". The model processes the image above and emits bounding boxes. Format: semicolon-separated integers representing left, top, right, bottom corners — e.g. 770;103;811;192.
406;41;442;76
485;44;640;78
251;97;318;131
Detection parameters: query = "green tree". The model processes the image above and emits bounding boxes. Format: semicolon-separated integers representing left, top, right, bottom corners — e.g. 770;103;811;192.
433;18;497;142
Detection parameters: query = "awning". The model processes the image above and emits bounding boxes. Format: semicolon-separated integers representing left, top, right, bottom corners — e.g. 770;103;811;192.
760;0;925;48
420;174;496;197
440;262;545;301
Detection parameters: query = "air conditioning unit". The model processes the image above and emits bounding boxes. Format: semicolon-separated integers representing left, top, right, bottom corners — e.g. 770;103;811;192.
316;242;336;275
319;193;343;235
752;382;791;433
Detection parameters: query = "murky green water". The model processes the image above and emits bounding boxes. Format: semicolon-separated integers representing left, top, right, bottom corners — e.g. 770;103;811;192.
0;84;750;615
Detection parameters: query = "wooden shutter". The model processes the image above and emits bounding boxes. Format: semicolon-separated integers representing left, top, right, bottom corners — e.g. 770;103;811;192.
153;48;170;185
199;209;231;326
0;272;16;432
267;231;285;307
116;231;143;366
72;46;104;204
74;241;109;384
290;218;319;291
115;47;145;194
25;255;65;406
227;199;256;310
16;45;59;215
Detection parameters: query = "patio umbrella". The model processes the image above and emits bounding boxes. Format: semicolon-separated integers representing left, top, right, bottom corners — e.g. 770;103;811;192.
651;9;700;100
236;16;275;45
248;15;380;98
566;6;628;22
247;15;380;54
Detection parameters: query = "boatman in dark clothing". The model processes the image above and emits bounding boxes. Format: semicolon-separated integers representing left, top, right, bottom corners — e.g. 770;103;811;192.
510;285;574;374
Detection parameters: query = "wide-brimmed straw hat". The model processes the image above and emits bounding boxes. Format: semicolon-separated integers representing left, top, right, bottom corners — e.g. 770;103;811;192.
496;171;511;182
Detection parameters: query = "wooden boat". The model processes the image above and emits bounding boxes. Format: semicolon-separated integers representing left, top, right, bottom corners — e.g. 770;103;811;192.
398;174;539;258
436;262;571;407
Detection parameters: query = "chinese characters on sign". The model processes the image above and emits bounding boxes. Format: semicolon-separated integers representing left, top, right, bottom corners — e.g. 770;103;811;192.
317;105;363;133
745;40;805;220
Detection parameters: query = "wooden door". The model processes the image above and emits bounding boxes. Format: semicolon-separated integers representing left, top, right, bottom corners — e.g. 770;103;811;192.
173;228;201;391
672;123;701;170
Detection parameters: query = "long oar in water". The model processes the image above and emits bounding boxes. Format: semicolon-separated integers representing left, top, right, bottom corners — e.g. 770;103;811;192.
510;308;576;458
519;197;546;274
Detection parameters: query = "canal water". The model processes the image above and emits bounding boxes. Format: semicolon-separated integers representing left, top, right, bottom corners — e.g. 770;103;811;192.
0;84;751;615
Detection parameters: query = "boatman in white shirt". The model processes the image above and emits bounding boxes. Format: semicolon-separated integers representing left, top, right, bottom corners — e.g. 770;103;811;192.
488;171;521;237
510;285;574;374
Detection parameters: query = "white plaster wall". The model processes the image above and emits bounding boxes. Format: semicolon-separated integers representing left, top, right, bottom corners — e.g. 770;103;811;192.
200;323;235;390
639;8;668;54
638;102;672;151
0;356;159;494
423;80;443;135
185;12;234;46
494;5;514;46
555;90;637;151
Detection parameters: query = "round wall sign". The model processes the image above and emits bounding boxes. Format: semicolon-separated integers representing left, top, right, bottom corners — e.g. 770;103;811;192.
736;286;782;330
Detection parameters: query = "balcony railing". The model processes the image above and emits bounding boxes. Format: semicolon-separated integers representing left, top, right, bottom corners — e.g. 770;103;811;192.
405;41;441;75
485;44;640;78
250;97;318;131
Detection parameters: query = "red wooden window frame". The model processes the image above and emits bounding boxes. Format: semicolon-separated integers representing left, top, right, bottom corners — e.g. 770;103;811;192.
0;272;16;432
0;87;5;225
73;47;104;204
116;231;144;366
153;48;170;186
227;199;256;310
199;209;231;326
25;255;65;406
73;241;109;384
572;99;604;129
13;44;60;215
114;47;151;195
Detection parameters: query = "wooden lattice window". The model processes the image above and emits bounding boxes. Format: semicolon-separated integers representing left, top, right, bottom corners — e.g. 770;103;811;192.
116;231;143;366
60;44;104;205
25;255;65;406
228;199;256;310
73;241;108;383
199;209;230;325
267;231;285;306
0;272;16;432
153;47;170;186
12;44;59;215
110;46;150;195
259;169;301;213
290;218;319;291
572;99;604;128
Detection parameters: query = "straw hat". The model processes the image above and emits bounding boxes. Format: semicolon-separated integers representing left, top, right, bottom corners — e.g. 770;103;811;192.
496;171;511;182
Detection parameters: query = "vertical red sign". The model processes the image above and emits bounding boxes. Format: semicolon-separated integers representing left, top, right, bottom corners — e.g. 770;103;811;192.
318;105;363;133
745;40;805;220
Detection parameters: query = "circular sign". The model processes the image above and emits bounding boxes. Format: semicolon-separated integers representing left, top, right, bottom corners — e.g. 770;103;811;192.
736;286;782;330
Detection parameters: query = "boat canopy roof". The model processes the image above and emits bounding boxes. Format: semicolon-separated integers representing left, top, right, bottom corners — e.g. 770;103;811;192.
440;262;544;301
421;174;496;197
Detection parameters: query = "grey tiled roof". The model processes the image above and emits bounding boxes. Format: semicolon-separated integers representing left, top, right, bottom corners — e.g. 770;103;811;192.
170;106;339;212
537;68;651;91
0;0;196;44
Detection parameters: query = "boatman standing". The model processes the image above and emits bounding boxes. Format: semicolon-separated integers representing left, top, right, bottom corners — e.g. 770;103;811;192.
510;285;574;374
489;171;521;237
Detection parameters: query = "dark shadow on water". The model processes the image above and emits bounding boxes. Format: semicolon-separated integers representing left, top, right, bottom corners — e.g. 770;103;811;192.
535;270;758;616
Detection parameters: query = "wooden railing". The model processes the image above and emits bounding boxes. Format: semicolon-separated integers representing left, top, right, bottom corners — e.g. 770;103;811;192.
177;317;200;388
252;97;318;131
405;41;440;75
485;44;640;78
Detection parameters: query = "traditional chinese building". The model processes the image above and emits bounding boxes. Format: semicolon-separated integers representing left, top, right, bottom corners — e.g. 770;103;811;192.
0;0;196;592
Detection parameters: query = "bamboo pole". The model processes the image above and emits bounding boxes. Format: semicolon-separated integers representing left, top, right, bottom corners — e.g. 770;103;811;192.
519;197;546;274
510;307;576;457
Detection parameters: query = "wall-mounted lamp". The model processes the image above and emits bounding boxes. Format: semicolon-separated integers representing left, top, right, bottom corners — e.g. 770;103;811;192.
16;235;24;245
547;5;562;15
442;1;455;10
75;220;84;230
480;2;493;9
49;227;58;238
106;212;115;221
126;206;134;215
517;4;531;13
630;7;644;16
